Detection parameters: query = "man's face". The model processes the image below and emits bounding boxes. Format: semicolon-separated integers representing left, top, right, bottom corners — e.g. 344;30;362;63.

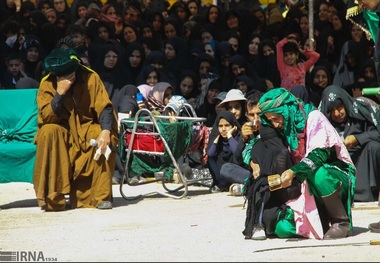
357;0;380;11
264;112;284;130
246;104;261;126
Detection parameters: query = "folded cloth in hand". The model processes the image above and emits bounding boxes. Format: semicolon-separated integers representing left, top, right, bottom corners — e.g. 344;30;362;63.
94;145;112;161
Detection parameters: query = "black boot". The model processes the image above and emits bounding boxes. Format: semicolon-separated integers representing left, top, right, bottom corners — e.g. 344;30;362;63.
321;187;352;239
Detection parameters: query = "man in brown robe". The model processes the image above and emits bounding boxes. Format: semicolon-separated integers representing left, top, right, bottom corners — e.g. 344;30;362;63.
33;48;118;211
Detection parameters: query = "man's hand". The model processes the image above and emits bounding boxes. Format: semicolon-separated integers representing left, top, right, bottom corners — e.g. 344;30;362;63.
241;122;254;141
56;72;76;95
280;169;295;188
250;161;260;179
344;135;359;149
96;130;111;154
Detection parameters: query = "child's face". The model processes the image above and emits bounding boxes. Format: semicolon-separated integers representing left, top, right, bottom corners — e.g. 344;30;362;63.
77;6;87;18
284;51;298;66
236;81;248;94
218;118;233;139
227;101;243;120
7;59;23;76
71;33;85;47
180;77;194;97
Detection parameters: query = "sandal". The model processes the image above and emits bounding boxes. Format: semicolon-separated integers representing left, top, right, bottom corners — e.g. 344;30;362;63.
229;183;244;196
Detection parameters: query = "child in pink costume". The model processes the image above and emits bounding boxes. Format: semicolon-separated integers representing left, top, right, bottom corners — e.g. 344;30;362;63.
276;34;320;91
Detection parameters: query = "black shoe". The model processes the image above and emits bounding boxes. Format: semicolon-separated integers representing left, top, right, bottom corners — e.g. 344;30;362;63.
368;221;380;233
210;185;223;193
181;163;194;180
97;201;112;210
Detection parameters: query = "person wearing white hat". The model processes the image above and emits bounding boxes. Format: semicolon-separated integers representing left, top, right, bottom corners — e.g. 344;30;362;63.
216;89;248;126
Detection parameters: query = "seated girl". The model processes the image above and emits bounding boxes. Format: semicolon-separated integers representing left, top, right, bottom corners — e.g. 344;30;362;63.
206;111;242;193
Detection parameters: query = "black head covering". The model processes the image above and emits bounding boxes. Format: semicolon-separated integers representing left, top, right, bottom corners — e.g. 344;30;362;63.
229;54;246;68
290;85;310;104
116;84;139;115
319;85;380;134
251;125;293;177
22;35;42;52
207;110;242;153
145;51;165;66
235;75;254;91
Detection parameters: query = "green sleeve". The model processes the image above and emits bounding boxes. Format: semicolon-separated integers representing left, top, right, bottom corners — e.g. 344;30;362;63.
290;147;335;182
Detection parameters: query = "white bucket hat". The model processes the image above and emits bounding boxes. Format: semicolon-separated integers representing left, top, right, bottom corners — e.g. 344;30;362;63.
217;89;246;109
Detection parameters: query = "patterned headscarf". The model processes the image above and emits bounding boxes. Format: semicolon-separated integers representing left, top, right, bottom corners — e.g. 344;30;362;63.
258;88;315;151
319;85;380;134
147;82;173;113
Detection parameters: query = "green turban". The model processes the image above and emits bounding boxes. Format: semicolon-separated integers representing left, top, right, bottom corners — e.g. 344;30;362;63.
44;48;80;77
258;88;315;151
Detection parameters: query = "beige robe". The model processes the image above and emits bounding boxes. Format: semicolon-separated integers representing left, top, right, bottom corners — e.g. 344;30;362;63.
33;68;118;210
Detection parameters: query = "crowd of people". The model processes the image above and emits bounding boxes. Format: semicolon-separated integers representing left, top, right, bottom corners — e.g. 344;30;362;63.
1;0;380;239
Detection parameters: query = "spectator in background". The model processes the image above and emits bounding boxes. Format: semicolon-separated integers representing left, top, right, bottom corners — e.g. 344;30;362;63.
319;85;380;202
216;89;248;126
207;111;242;193
136;64;160;87
1;52;27;89
146;81;174;114
352;0;380;234
332;40;365;95
276;34;320;92
192;76;222;127
176;69;199;104
20;35;45;81
306;65;333;107
122;41;145;86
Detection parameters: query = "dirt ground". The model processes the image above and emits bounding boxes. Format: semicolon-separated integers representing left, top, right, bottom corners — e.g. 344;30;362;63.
1;182;380;262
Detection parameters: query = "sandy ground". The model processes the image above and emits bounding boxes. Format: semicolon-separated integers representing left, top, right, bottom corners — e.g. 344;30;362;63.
1;182;380;262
